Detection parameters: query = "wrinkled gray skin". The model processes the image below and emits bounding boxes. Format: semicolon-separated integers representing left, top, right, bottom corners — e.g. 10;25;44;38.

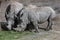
13;6;56;32
5;1;24;30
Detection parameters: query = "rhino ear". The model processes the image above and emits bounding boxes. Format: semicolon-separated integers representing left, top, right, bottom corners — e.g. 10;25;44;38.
5;4;11;19
20;12;23;17
17;8;24;17
6;4;11;14
5;12;9;17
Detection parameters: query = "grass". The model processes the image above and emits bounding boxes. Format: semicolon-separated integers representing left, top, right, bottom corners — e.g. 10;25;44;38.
0;31;34;40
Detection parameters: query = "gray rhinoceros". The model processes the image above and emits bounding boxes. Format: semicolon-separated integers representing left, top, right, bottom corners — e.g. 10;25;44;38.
13;6;56;32
5;1;24;30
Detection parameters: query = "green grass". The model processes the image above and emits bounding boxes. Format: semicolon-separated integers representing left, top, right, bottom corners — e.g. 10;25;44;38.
0;31;34;40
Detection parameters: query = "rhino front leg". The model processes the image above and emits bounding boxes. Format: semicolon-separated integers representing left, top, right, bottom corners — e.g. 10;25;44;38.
13;24;22;32
13;23;27;32
33;21;40;33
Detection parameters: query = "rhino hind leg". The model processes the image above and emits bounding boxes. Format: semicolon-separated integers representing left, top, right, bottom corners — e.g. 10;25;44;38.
45;16;52;31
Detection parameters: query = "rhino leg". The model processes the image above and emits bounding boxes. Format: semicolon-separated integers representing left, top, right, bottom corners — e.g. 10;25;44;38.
46;17;52;31
33;21;40;33
13;23;27;32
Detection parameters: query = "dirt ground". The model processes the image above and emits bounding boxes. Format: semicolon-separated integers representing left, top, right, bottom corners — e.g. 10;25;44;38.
0;0;60;40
